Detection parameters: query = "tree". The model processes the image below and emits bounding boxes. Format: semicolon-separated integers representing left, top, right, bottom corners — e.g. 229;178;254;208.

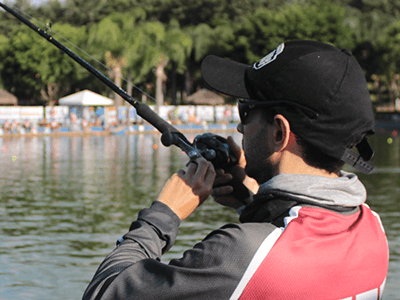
88;11;193;106
376;21;400;76
0;34;8;88
131;21;192;106
3;0;400;108
61;0;108;26
344;5;398;45
0;1;33;37
0;22;88;105
59;0;144;27
33;0;67;26
144;0;280;27
159;21;192;104
190;23;235;62
368;20;400;105
0;26;44;102
87;9;152;105
88;13;132;106
233;1;354;64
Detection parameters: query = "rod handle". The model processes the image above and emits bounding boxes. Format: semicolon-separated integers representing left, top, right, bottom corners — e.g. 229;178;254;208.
135;103;179;134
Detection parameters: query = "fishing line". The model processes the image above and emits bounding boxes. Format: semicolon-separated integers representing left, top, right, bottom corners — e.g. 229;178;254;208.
0;1;252;201
2;3;157;102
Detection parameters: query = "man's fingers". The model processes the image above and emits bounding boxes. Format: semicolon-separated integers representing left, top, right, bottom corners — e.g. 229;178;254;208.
183;158;216;187
204;163;216;189
211;185;234;197
184;160;199;177
192;158;215;179
213;172;232;187
216;169;225;176
195;158;211;178
157;158;215;221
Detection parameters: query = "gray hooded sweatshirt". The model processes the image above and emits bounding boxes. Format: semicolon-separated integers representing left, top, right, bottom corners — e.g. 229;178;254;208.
83;172;388;300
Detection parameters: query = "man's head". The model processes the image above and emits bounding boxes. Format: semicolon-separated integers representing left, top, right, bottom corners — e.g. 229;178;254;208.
201;40;376;175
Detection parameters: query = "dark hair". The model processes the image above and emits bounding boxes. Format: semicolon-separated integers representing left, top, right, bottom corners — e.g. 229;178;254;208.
260;108;344;173
295;135;345;173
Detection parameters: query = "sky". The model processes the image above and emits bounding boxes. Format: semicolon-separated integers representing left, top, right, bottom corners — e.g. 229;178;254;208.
5;0;52;7
31;0;46;5
31;0;50;6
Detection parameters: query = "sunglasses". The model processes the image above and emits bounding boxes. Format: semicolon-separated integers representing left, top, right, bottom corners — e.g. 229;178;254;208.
237;99;319;124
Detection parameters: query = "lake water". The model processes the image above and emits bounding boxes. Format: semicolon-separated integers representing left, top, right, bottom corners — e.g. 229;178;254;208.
0;130;399;299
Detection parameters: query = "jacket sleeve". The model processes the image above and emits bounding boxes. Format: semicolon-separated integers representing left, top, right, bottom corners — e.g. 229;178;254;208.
82;201;180;299
82;201;275;300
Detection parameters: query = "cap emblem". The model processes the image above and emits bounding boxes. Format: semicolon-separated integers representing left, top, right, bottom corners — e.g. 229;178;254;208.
253;43;285;70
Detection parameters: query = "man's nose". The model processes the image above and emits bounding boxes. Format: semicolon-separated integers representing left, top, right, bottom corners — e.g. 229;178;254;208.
237;122;243;134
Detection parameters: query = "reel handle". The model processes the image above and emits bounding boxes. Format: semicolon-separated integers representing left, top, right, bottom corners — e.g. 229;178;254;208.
161;132;252;206
161;131;180;147
192;133;252;205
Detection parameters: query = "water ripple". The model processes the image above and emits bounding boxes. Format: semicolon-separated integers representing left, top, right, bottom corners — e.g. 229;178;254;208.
0;133;398;299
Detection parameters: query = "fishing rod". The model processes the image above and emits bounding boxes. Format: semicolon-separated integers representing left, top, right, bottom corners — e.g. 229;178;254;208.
0;2;177;136
0;2;200;153
0;2;251;200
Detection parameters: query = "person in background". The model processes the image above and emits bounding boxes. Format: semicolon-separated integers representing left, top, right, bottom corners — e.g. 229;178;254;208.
81;118;89;131
83;40;388;300
11;120;18;134
3;120;11;134
23;119;31;133
50;119;59;131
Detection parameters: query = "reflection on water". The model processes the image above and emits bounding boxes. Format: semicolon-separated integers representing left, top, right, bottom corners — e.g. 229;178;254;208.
358;133;400;300
0;132;399;299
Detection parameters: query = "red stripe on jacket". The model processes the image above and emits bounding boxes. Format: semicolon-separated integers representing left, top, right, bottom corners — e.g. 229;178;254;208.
237;205;388;300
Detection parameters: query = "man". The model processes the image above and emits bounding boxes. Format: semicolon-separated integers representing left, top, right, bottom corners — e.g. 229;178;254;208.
83;40;388;300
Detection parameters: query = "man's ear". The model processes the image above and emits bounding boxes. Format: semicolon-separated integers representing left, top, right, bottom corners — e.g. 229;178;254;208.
273;114;291;152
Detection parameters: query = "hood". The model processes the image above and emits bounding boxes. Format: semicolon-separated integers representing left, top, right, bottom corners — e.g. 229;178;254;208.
257;171;366;207
239;171;366;224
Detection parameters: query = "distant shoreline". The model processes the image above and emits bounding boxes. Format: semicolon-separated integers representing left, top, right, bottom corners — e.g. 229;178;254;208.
0;123;239;138
0;122;398;139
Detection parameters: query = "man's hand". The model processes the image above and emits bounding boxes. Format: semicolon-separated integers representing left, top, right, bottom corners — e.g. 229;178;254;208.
157;157;216;220
211;136;259;209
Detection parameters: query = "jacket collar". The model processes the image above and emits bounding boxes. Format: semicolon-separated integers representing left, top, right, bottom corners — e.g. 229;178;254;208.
240;171;365;225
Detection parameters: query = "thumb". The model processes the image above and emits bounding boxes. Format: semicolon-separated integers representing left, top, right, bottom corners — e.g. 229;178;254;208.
227;136;244;163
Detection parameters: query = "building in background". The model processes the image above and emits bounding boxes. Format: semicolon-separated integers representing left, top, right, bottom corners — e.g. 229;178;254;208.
0;89;18;106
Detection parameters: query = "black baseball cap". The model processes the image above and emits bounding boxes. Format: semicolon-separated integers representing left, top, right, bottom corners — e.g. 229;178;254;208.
201;40;375;174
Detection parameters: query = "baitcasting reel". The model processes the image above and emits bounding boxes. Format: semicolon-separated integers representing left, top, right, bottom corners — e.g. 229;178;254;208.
161;132;238;169
161;131;251;202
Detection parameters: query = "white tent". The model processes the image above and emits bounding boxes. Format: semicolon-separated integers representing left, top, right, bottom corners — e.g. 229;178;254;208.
58;90;114;106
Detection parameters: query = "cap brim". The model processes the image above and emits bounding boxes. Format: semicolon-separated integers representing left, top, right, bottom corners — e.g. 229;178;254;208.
201;55;251;99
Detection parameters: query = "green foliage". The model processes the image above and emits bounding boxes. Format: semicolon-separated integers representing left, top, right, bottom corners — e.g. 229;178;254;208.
0;22;88;102
1;27;42;99
38;24;87;83
191;23;235;62
344;6;397;45
56;0;144;26
34;0;65;26
128;20;193;80
163;21;193;74
62;0;110;26
375;20;400;76
87;10;192;101
234;1;354;64
1;0;400;105
0;34;8;62
144;0;273;27
0;34;8;88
